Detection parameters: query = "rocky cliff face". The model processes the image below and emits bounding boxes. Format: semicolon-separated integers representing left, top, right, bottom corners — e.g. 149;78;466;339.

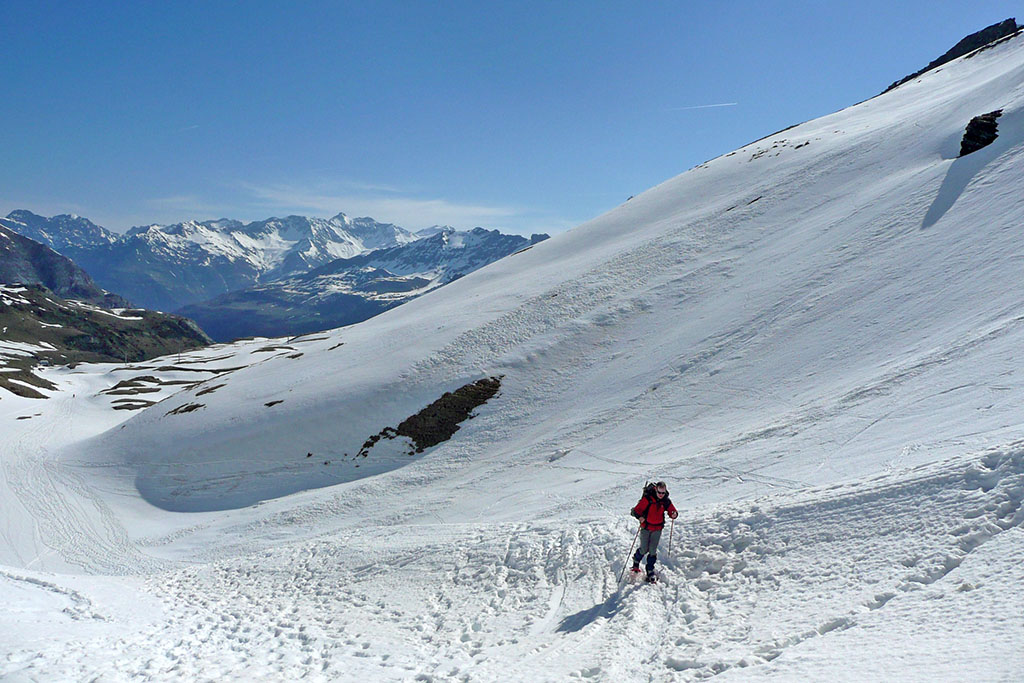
0;224;127;307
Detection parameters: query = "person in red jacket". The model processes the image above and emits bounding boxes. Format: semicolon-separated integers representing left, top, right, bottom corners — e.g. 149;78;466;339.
631;481;678;582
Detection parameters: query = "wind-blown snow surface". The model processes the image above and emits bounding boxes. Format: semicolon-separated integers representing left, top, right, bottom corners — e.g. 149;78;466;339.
4;34;1024;681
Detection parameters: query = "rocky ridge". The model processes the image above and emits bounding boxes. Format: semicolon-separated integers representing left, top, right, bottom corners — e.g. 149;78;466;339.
885;18;1020;93
0;223;126;307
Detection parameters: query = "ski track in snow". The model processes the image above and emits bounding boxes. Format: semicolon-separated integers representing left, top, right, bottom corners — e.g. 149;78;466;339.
2;446;1021;681
2;394;161;575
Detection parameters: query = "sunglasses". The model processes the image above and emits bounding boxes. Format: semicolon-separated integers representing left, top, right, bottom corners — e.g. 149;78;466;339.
656;489;667;495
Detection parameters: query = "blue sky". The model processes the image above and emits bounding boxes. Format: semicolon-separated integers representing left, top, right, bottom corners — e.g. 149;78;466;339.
1;1;1020;235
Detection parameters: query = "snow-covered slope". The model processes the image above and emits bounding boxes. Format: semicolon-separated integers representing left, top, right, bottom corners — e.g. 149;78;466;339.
2;27;1024;682
82;29;1024;512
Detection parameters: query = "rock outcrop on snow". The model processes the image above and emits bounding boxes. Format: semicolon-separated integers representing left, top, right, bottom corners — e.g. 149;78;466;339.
960;109;1003;155
354;376;503;458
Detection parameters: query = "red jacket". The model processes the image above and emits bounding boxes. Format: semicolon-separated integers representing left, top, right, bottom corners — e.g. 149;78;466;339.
632;490;677;530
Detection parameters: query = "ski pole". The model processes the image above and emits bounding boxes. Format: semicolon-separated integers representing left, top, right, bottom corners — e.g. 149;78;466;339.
668;518;675;556
618;521;643;583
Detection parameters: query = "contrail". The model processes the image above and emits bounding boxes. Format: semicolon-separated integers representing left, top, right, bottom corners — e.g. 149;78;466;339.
667;102;739;111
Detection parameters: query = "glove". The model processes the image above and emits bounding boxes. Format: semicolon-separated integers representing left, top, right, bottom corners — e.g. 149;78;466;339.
669;511;678;520
631;510;641;519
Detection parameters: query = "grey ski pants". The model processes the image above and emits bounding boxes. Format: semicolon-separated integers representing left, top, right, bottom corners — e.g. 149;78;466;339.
633;528;662;570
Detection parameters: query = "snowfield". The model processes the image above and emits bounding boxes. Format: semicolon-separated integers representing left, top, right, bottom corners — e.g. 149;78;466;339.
3;30;1024;682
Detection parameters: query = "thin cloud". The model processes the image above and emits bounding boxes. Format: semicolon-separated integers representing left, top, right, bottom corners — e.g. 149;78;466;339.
148;194;203;207
237;181;520;231
136;181;575;236
340;180;406;194
145;195;234;217
665;102;739;111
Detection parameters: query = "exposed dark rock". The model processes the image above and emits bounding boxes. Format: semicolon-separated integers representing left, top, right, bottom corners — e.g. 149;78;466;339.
196;383;226;396
100;376;192;397
960;110;1003;156
355;376;503;457
0;285;211;362
166;403;203;416
394;378;503;452
0;224;128;307
885;19;1020;93
0;367;57;398
112;400;156;411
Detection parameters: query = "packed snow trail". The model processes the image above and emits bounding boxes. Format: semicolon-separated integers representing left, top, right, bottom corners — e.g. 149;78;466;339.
0;340;304;573
3;446;1022;681
1;392;161;574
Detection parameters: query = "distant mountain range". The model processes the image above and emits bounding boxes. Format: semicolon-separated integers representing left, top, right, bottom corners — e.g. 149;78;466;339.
0;210;421;312
179;227;548;340
0;210;549;341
